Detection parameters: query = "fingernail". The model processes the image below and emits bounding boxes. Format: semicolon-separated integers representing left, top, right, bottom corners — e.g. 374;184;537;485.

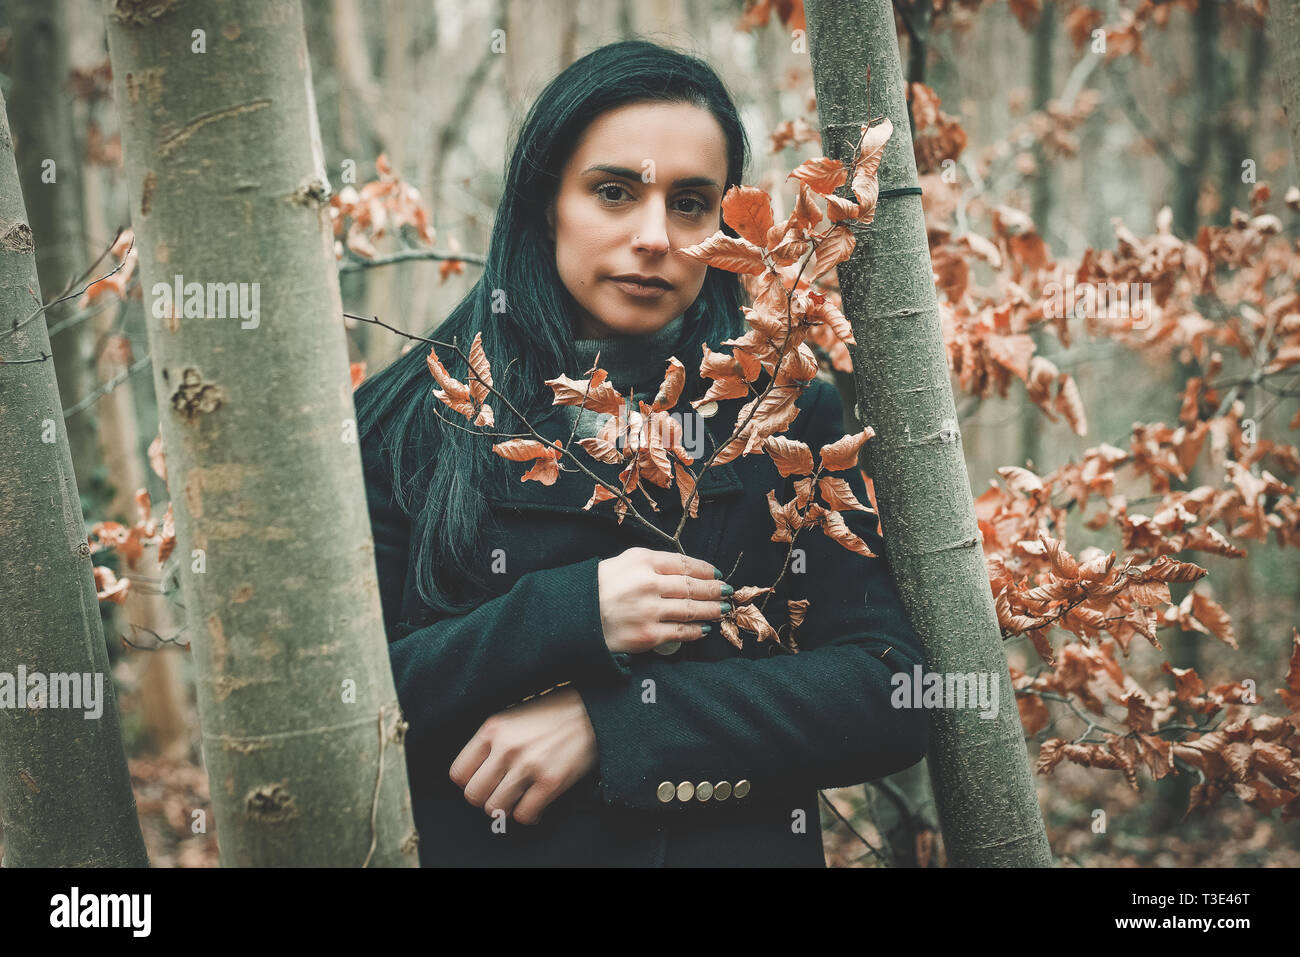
700;624;711;634
720;583;734;598
720;602;732;615
714;567;724;579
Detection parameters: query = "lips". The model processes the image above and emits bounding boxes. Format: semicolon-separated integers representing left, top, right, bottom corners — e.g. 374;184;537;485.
608;276;670;299
611;274;672;289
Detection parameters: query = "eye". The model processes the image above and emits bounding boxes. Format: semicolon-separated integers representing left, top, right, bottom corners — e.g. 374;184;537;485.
595;181;711;217
595;182;630;203
675;195;709;216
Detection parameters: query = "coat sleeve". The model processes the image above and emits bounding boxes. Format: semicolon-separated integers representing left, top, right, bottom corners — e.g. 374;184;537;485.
361;426;634;753
572;378;930;810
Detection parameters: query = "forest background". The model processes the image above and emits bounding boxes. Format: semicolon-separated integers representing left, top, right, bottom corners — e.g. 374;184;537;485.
0;0;1297;867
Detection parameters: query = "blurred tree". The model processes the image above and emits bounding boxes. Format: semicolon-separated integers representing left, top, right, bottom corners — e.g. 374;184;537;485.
1273;0;1300;173
7;0;103;516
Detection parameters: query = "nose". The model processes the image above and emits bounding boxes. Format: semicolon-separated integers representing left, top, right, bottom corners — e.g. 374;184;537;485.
633;200;670;255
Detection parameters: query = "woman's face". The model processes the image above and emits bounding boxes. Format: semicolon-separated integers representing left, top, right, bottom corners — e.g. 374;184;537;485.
547;101;730;339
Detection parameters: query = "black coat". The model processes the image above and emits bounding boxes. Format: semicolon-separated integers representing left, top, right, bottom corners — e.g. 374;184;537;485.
361;376;929;867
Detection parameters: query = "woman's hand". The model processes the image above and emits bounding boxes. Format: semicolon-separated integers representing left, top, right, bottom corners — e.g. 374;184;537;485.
450;686;598;826
598;546;732;655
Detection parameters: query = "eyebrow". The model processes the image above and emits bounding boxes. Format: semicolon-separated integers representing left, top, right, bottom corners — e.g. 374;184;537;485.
582;164;721;191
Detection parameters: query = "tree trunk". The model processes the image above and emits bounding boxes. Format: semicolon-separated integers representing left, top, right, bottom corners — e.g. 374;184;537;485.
7;0;103;514
1021;0;1055;477
136;640;191;760
804;0;1053;867
904;0;932;89
833;363;942;866
80;135;193;755
0;87;149;867
362;0;415;374
1153;1;1227;816
862;759;942;866
1218;25;1266;224
1029;0;1055;242
90;301;193;759
1271;0;1300;176
331;0;377;160
1174;0;1219;238
504;0;580;104
103;0;417;866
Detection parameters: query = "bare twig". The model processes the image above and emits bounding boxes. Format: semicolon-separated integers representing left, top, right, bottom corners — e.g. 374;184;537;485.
347;312;679;550
119;622;190;651
63;352;153;418
818;789;889;865
2;232;135;342
339;246;485;274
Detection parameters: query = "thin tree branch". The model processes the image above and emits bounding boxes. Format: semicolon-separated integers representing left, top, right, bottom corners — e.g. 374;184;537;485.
63;352;153;418
818;789;889;865
346;311;680;550
1103;63;1193;171
2;232;134;342
338;245;485;273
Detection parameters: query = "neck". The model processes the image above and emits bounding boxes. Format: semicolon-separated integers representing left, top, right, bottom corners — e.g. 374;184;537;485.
568;312;688;397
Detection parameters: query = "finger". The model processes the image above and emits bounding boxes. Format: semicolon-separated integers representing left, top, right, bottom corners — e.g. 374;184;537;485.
650;550;720;582
449;735;492;789
511;781;557;826
513;756;590;825
483;768;532;821
653;621;712;644
658;573;730;602
462;751;509;809
661;600;728;625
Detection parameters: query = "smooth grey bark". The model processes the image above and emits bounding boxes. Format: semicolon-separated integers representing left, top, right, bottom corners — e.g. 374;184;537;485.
1272;0;1300;175
103;0;416;866
7;0;101;511
0;87;149;867
836;0;949;848
832;364;943;866
804;0;1053;867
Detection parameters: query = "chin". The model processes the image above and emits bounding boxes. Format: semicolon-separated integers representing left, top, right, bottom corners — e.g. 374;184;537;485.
618;316;675;335
589;310;675;337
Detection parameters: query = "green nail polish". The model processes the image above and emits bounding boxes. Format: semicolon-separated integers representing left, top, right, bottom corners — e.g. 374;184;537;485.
721;583;734;597
714;567;724;580
700;624;711;634
720;602;732;615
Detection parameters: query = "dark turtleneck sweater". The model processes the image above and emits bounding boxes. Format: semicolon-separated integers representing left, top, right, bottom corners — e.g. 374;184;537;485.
562;312;690;440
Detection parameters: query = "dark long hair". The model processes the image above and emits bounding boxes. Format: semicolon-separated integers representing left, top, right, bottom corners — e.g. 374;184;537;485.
355;39;752;615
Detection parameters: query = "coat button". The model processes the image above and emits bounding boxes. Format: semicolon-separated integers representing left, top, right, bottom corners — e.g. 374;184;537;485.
653;640;681;655
676;781;694;802
734;779;751;799
695;781;713;801
657;781;675;803
697;400;719;418
713;781;732;801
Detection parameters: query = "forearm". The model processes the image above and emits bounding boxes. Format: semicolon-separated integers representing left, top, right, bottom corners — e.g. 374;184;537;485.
390;556;633;752
575;627;928;810
364;430;632;756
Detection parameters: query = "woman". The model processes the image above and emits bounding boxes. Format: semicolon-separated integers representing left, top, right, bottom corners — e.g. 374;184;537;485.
355;39;928;867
